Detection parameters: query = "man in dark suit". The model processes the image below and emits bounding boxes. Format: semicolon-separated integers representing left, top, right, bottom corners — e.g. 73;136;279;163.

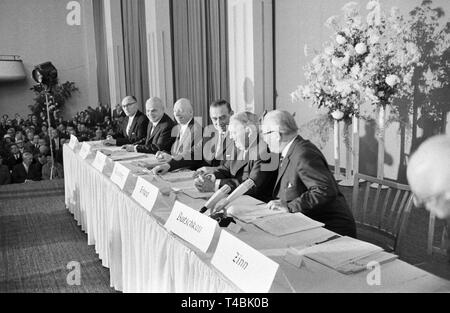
0;154;11;185
195;112;278;203
201;99;235;169
261;110;356;237
11;152;42;184
6;143;22;171
123;97;175;154
103;96;149;147
152;98;203;173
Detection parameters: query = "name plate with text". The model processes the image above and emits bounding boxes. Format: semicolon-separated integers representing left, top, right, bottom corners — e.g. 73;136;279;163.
92;151;107;172
68;135;79;150
164;201;217;253
131;176;159;213
79;142;91;160
110;162;130;190
211;230;279;293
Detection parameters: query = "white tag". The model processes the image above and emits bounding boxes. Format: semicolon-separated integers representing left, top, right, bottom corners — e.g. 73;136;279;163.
164;201;218;253
79;142;91;159
68;135;79;150
131;176;159;213
92;151;107;172
211;230;279;293
110;162;130;190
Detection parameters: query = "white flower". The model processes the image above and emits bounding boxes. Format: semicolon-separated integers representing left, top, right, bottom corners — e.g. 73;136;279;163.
331;110;345;120
385;74;400;87
324;46;334;56
368;35;379;45
355;43;367;55
336;35;347;45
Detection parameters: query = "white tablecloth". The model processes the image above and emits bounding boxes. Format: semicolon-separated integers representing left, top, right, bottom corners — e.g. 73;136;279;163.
64;144;450;293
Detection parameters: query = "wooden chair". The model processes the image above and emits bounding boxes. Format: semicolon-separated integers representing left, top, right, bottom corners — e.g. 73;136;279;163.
427;213;449;257
351;173;414;258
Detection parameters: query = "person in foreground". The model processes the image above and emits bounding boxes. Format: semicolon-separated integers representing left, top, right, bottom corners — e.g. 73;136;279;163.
261;110;356;237
407;135;450;220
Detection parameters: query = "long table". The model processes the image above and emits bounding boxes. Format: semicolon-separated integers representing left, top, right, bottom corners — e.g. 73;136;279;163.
63;144;450;293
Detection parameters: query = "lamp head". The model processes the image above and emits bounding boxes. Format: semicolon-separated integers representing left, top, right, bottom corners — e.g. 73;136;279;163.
32;62;58;88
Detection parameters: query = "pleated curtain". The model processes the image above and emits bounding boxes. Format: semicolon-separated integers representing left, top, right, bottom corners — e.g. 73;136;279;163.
121;0;150;112
93;0;111;109
172;0;230;126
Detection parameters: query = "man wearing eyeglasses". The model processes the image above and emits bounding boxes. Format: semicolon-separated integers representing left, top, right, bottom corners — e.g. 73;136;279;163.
407;135;450;220
261;110;356;237
103;96;149;146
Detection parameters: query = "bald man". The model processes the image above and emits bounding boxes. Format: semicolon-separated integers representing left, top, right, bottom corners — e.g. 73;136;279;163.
262;110;356;237
123;97;176;154
153;98;203;173
104;96;149;146
407;135;450;219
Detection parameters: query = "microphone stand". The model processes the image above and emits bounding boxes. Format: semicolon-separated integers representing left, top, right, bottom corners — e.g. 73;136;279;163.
41;85;55;180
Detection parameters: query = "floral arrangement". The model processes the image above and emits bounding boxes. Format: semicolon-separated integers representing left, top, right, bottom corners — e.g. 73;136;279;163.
29;81;78;117
292;0;420;123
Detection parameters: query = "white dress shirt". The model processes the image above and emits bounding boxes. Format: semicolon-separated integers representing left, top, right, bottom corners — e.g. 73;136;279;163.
126;113;137;136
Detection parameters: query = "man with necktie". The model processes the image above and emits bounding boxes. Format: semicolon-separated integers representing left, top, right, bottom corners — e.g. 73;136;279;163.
11;152;41;184
262;110;356;237
103;96;149;146
123;97;175;154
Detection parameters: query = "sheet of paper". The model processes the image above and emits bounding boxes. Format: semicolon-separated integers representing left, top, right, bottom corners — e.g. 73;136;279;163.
335;251;398;274
296;236;384;269
227;199;283;223
161;171;196;182
183;188;214;199
109;152;147;161
252;212;324;237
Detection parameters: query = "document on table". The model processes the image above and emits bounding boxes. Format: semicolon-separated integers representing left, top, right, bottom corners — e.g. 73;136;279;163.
335;251;398;274
161;171;195;182
293;236;384;270
109;151;148;161
252;212;324;236
227;196;283;223
183;188;214;199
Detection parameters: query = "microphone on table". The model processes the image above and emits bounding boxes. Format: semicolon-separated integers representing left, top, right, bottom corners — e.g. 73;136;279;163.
224;179;256;204
199;184;231;214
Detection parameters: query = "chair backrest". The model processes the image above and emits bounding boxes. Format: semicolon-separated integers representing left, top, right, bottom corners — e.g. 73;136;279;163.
427;213;449;256
351;173;414;257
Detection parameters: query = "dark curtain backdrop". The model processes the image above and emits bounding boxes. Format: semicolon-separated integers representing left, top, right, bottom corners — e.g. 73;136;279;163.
93;0;111;110
172;0;229;126
121;0;150;111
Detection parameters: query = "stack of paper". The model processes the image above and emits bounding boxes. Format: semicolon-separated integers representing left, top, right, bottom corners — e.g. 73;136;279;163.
252;212;324;237
294;236;384;270
227;196;283;223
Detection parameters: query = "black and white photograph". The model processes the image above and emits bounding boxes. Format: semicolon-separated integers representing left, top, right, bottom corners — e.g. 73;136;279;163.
0;0;449;300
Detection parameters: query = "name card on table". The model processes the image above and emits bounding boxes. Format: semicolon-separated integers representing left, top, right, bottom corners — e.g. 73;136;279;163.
110;162;130;190
211;230;279;293
164;201;218;253
131;176;159;213
92;151;107;172
79;142;92;159
68;135;79;150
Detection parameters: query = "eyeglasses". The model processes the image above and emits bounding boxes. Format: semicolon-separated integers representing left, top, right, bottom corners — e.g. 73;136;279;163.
122;102;137;109
413;191;450;209
261;130;279;137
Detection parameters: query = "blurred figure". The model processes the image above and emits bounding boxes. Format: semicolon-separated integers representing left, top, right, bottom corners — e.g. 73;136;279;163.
42;154;64;180
0;154;11;185
407;135;450;219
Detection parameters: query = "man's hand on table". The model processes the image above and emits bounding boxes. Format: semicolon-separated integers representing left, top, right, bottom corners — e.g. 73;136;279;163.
266;200;289;213
194;174;216;193
103;136;117;146
122;145;136;152
155;151;173;163
152;163;171;175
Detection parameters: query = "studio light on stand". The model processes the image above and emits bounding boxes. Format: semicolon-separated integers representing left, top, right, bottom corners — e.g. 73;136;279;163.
32;62;58;180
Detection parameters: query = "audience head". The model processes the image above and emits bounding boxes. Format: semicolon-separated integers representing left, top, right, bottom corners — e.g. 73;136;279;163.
15;139;24;149
145;97;165;123
121;96;139;117
3;134;12;144
407;135;450;219
173;98;193;125
229;112;259;151
7;128;15;138
262;110;299;153
26;132;34;142
39;145;49;155
38;138;47;147
37;152;47;165
22;152;33;166
210;99;233;134
10;144;19;155
33;135;40;145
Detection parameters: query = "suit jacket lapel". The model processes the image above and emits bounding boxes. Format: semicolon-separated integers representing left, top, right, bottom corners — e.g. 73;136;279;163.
273;136;300;194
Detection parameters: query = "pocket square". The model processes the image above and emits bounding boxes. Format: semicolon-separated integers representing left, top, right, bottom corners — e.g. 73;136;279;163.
288;183;293;188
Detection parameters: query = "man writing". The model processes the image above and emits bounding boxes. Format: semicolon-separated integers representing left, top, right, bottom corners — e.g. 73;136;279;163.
261;110;356;237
